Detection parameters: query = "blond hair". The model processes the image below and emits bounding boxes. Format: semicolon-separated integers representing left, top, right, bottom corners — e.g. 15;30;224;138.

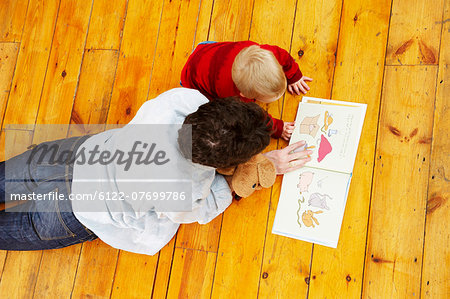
232;45;286;100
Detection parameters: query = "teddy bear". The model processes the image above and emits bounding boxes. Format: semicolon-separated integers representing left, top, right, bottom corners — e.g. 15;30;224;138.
217;154;277;199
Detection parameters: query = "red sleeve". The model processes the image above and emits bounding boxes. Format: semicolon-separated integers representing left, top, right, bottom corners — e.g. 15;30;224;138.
239;95;284;138
260;44;303;84
268;114;284;139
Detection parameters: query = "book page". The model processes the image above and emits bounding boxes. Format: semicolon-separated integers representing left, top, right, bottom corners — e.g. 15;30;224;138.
272;167;352;248
290;100;366;173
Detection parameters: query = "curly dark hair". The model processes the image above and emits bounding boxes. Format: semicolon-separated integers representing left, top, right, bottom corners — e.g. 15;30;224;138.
178;97;272;168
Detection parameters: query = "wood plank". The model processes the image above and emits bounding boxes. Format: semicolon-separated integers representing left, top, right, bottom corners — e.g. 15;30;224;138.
69;49;118;134
97;0;165;297
106;0;164;125
0;43;19;128
199;0;256;290
258;0;342;297
85;0;127;50
308;0;392;298
386;0;444;65
166;248;216;299
110;251;158;299
148;4;219;292
32;49;119;298
1;129;33;159
193;0;215;46
147;0;207;99
69;5;162;295
71;239;119;298
211;0;297;297
179;0;257;295
140;1;217;297
33;0;92;143
0;0;29;42
259;181;313;298
2;0;60;129
421;2;449;297
0;251;43;298
176;218;221;252
150;237;176;299
208;0;255;41
33;246;82;298
64;48;120;298
363;65;437;298
173;0;220;253
0;251;6;282
26;4;92;294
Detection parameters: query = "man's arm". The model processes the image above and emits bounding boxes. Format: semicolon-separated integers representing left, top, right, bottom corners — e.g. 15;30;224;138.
157;174;232;224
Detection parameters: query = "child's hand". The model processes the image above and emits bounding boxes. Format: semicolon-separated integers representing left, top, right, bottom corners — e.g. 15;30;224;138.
287;76;313;95
281;121;295;141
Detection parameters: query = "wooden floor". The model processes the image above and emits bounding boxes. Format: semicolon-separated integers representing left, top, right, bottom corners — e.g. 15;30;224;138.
0;0;448;298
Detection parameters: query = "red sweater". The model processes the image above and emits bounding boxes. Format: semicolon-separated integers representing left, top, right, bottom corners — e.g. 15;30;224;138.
180;41;303;138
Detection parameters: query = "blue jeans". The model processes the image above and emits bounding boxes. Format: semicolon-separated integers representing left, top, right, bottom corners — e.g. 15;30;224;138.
0;135;97;250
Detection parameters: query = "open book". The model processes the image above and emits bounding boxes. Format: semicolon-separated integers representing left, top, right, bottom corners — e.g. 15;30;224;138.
272;97;367;248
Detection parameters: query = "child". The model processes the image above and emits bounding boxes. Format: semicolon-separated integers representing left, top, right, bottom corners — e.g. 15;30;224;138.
180;41;313;140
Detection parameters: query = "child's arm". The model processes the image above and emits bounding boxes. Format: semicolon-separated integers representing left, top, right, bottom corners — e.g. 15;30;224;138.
260;44;303;84
281;121;295;141
260;44;312;95
287;76;313;95
268;114;284;139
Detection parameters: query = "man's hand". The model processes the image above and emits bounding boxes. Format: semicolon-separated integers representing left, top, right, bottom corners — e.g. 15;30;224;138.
287;76;313;95
281;121;295;141
263;141;312;174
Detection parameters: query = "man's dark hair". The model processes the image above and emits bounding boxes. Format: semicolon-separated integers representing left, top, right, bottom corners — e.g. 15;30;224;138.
178;97;273;169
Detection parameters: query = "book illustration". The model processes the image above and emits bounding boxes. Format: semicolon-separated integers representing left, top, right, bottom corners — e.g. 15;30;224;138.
308;193;332;210
272;97;367;248
296;195;306;228
328;129;338;137
321;111;334;133
299;114;320;137
302;210;323;228
297;171;314;192
316;176;329;188
318;135;332;162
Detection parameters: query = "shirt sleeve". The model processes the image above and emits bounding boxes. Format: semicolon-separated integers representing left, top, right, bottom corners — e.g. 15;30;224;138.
260;44;303;84
268;113;284;139
157;174;232;224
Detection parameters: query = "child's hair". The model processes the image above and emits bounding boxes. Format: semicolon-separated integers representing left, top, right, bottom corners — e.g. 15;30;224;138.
178;97;272;169
231;45;287;100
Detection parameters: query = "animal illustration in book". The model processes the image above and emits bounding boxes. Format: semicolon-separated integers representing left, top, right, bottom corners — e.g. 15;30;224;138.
316;176;329;188
328;129;338;137
317;134;332;162
321;111;333;133
302;210;323;228
297;171;314;192
308;193;332;210
299;114;320;137
296;195;305;228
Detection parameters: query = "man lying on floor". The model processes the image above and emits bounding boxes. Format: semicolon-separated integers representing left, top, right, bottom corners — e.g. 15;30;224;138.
0;88;311;255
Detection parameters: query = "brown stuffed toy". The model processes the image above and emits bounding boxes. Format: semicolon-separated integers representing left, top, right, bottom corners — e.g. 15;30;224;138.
217;154;276;198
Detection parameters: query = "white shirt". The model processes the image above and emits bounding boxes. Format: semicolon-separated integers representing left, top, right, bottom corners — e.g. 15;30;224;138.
71;88;232;255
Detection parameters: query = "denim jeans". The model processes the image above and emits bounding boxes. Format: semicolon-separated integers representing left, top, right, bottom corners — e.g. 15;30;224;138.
0;135;97;250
